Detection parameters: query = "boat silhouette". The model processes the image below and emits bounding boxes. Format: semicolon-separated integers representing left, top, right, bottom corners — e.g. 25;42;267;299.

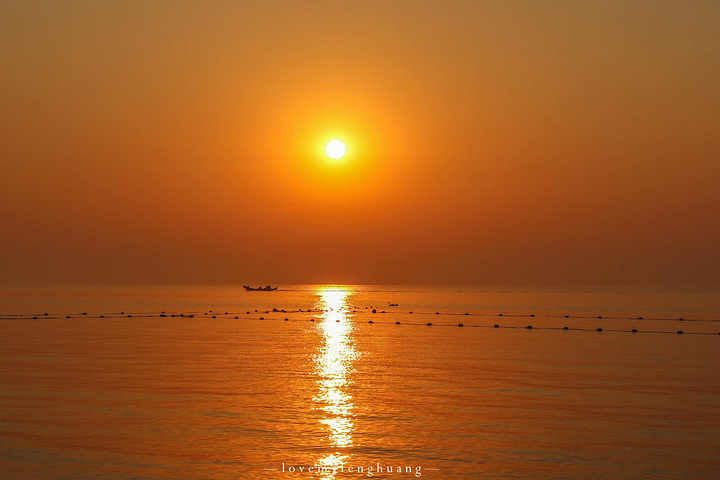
243;285;278;291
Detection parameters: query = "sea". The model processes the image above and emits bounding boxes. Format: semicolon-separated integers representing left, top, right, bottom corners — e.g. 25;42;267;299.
1;284;719;479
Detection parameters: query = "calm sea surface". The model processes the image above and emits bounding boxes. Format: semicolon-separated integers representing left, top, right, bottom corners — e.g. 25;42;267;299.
1;285;719;479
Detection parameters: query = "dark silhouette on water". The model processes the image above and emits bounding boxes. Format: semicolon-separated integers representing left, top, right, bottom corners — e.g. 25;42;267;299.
243;285;278;291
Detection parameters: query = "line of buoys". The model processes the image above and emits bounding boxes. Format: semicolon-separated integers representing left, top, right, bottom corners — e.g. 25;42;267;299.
6;309;720;336
349;310;719;323
4;308;718;324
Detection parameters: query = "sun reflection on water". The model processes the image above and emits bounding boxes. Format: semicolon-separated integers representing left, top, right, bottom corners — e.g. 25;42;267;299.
314;286;357;478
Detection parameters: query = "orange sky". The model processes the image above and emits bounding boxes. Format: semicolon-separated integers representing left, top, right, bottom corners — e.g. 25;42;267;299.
1;1;719;286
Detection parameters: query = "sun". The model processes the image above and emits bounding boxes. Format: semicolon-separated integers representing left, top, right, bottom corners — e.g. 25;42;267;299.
325;140;346;159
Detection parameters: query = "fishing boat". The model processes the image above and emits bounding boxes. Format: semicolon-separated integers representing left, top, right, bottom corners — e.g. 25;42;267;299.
243;285;278;291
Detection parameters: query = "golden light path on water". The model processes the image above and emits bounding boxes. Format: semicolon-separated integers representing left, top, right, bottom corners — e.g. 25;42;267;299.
313;286;357;478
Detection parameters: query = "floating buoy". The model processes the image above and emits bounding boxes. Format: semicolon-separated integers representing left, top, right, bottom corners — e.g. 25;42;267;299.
368;320;374;324
100;315;104;318
310;318;315;322
638;316;643;320
527;325;533;329
395;321;401;325
127;314;132;318
372;309;376;313
679;318;684;321
44;313;48;316
597;316;602;319
596;328;603;332
494;324;499;328
458;323;464;327
32;316;37;319
435;312;439;315
66;316;71;319
632;329;637;332
284;318;288;321
259;317;264;320
677;330;683;334
188;314;194;318
234;316;239;319
563;326;569;330
465;313;469;316
212;315;216;319
409;311;413;314
499;313;503;316
565;315;569;318
426;323;433;326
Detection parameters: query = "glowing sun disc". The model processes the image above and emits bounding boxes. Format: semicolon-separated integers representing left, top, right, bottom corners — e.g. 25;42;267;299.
326;140;346;159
